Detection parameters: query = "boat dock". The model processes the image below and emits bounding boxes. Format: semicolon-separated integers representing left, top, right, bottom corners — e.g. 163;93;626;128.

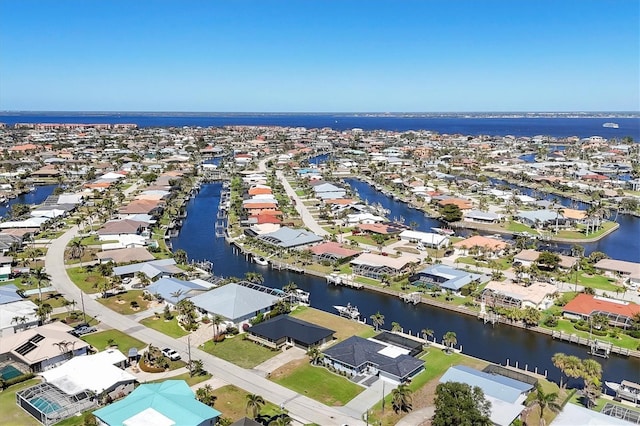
400;291;422;305
326;273;364;289
551;331;632;358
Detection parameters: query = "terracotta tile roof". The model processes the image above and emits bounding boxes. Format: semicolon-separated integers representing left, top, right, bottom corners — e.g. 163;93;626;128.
309;242;360;258
438;198;473;210
563;293;640;318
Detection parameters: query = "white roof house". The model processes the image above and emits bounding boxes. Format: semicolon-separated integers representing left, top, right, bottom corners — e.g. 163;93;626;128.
40;349;136;396
0;299;39;337
190;283;282;324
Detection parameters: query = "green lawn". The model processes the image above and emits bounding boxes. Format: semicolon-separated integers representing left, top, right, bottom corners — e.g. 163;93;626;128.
215;384;281;422
66;266;108;294
28;292;69;308
82;329;146;353
140;314;189;338
200;336;280;368
97;290;151;315
149;372;212;387
51;310;99;327
567;271;621;292
272;363;364;406
540;318;640;350
0;378;42;426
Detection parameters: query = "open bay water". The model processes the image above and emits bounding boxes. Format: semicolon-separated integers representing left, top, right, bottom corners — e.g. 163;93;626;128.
172;182;640;387
1;113;639;139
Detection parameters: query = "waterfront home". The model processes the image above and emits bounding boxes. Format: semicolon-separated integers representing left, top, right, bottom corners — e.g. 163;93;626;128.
98;219;150;239
112;258;183;281
452;235;509;257
515;209;564;229
309;241;360;263
246;315;335;350
593;258;640;288
346;213;388;225
398;230;449;249
562;294;640;329
439;365;533;426
93;380;221;426
551;401;634;426
118;199;164;218
350;253;417;280
0;216;49;230
409;265;486;293
146;277;210;308
480;281;557;310
463;209;503;224
190;282;283;326
321;335;424;384
435;197;473;210
0;323;90;373
257;226;323;249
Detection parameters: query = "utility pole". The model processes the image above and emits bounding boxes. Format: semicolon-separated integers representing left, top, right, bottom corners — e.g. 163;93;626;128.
80;291;87;323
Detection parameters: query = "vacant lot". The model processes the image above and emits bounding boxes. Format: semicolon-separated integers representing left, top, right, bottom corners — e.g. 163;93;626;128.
290;306;375;342
215;384;281;422
201;336;280;369
270;358;364;406
82;329;145;354
140;314;189;338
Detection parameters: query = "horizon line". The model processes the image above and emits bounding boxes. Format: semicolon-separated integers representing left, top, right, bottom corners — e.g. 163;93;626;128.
1;110;639;115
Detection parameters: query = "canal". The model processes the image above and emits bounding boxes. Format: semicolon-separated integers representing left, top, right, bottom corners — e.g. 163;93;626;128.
171;182;640;387
0;184;58;219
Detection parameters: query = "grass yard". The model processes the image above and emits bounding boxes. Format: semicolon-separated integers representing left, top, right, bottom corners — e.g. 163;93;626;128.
290;306;376;341
97;290;151;315
140;314;189;338
540;318;640;350
149;371;212;387
0;378;43;426
51;310;99;327
214;384;281;421
200;336;280;369
270;359;364;406
66;266;108;294
28;292;70;308
82;329;146;354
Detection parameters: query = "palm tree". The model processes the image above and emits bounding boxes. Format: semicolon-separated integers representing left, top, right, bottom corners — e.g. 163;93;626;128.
551;353;568;389
174;249;188;265
370;311;385;331
391;383;413;413
246;393;265;420
421;328;434;345
170;289;185;303
211;314;224;342
244;272;264;284
35;303;53;324
282;281;298;294
306;346;324;365
530;385;560;425
270;414;293;426
188;359;204;377
443;331;457;354
32;266;51;302
196;384;217;407
391;322;402;333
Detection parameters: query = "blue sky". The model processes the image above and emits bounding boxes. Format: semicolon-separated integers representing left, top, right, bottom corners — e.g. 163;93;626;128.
1;0;638;112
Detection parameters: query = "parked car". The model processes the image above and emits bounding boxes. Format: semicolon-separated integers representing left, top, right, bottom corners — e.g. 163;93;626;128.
72;324;97;336
161;347;181;361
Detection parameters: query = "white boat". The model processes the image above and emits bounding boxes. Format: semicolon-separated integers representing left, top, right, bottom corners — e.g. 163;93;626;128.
602;122;619;128
431;227;455;236
605;380;640;403
293;289;310;304
253;256;269;266
334;303;360;320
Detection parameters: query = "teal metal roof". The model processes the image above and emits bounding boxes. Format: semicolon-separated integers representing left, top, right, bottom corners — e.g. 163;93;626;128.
94;380;221;426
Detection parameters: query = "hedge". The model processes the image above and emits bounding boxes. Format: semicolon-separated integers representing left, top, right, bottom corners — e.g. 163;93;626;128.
2;373;35;389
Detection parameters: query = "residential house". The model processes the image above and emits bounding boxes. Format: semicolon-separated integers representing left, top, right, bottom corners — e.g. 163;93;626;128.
562;294;640;329
246;315;335;350
480;281;557;310
350;253;417;280
593;258;640;288
409;265;486;293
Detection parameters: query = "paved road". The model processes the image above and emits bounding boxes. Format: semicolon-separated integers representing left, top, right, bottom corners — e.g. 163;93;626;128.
276;170;329;237
45;226;364;426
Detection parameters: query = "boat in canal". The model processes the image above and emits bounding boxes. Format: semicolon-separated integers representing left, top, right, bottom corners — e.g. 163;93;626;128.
253;256;269;266
334;303;360;320
605;380;640;403
431;227;455;236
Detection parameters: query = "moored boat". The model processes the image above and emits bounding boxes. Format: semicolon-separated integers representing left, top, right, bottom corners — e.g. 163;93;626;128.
253;256;269;266
431;227;455;236
602;122;619;128
333;303;360;320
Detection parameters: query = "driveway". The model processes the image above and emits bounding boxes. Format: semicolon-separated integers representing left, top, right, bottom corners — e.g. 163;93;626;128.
45;225;364;426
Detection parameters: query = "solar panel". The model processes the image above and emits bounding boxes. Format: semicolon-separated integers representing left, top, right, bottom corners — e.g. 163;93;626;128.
30;334;45;343
15;342;37;356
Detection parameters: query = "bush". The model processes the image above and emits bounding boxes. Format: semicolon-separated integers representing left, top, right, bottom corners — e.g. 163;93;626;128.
544;316;558;327
139;357;165;373
226;326;239;335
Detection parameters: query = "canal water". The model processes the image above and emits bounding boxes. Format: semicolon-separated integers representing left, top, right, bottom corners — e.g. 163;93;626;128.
171;182;640;387
0;184;58;219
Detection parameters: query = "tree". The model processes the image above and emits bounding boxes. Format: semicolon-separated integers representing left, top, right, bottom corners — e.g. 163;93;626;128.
244;272;264;284
391;321;402;332
246;393;265;420
69;239;85;262
188;359;204;377
391;383;413;413
440;203;463;223
522;307;542;327
433;382;492;426
32;266;51;302
35;303;53;324
211;314;224;342
537;251;561;270
283;281;298;294
306;346;324;365
371;234;387;252
530;384;560;425
196;384;217;407
551;353;568;389
174;249;188;265
421;328;434;345
443;331;457;354
370;311;385;331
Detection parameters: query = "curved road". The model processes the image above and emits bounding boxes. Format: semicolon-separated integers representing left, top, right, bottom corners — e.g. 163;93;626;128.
45;226;364;426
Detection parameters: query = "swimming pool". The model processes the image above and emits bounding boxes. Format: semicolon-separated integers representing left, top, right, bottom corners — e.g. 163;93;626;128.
29;397;62;414
0;364;23;381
